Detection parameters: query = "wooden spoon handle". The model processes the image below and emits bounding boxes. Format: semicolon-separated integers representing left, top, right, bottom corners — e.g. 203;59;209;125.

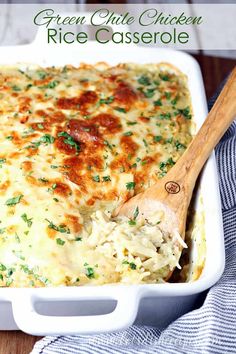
167;66;236;203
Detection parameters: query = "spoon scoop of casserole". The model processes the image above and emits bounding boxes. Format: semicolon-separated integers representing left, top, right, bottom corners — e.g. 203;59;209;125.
115;67;236;248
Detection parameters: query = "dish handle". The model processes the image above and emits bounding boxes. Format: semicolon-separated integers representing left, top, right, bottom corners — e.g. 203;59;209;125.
33;11;130;46
11;286;143;335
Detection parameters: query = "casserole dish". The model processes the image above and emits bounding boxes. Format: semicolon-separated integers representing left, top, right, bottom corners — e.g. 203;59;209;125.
0;13;225;335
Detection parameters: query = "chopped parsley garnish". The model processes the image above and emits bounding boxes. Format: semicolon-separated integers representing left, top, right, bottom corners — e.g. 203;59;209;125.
154;99;162;106
6;279;13;287
127;121;137;126
99;96;114;104
12;85;21;91
115;107;126;113
143;139;148;147
48;183;57;193
15;233;21;243
178;106;192;120
104;140;113;150
40;134;55;144
143;88;155;98
175;141;186;150
92;175;100;182
21;213;33;228
43;81;59;89
20;264;31;274
123;131;133;136
12;250;25;261
159;158;175;173
37;71;47;80
27;134;54;148
129;262;137;270
6;136;13;140
122;260;137;270
138;86;154;98
26;141;40;149
50;165;58;169
26;84;33;90
6;194;23;206
159;112;171;120
128;207;139;226
165;137;173;144
38;177;48;183
45;219;70;234
37;123;44;130
138;75;151;86
0;264;6;271
164;92;171;100
153;135;162;142
0;158;6;168
62;66;68;73
0;228;6;234
58;132;80;152
102;176;111;182
75;237;82;241
85;266;95;279
122;260;129;265
171;96;179;105
159;73;170;81
7;268;15;277
126;182;135;190
56;238;65;246
165;157;175;166
133;207;139;220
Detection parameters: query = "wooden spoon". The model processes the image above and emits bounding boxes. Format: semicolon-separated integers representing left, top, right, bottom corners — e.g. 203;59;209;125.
115;67;236;240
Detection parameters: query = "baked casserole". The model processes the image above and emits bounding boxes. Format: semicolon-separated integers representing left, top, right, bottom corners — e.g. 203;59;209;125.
0;63;194;287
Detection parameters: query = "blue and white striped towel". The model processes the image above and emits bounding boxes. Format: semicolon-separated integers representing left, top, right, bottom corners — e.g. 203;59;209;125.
31;80;236;354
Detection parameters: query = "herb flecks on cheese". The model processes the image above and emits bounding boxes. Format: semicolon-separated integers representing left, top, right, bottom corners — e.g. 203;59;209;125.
0;63;192;287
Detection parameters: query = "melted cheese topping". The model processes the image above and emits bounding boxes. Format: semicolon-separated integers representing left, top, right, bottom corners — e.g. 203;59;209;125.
0;62;192;287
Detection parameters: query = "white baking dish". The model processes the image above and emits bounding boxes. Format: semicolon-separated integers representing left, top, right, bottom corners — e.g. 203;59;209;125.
0;14;225;336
